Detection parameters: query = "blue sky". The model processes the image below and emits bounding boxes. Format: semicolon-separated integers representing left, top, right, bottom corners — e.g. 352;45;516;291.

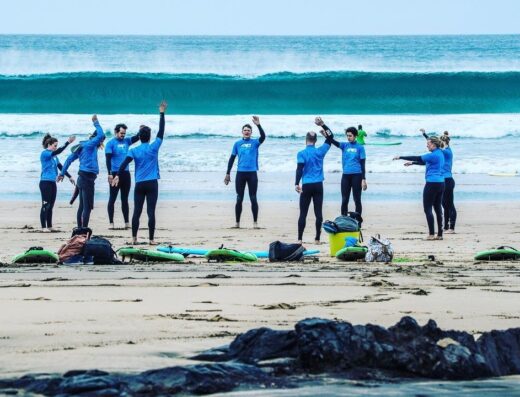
0;0;519;35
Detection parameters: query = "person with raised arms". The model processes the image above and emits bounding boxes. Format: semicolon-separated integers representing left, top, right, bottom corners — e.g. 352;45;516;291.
112;101;167;245
294;120;334;244
393;136;445;240
39;133;76;232
224;116;266;228
58;115;105;228
105;123;140;230
315;118;367;217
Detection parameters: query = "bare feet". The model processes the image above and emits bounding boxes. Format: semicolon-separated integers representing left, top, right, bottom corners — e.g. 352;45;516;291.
253;222;260;229
426;235;436;240
149;240;158;246
109;223;115;230
297;240;303;244
231;223;240;229
314;240;321;245
444;229;455;234
125;223;131;230
42;228;51;233
435;236;443;240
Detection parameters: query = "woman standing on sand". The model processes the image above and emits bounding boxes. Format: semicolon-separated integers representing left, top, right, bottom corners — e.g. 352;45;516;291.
394;136;445;240
58;115;105;228
224;116;266;229
112;101;167;245
315;118;367;217
39;134;76;232
440;132;456;233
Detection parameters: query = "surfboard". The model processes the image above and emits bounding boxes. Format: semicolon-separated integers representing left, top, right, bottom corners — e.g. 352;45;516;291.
365;142;402;146
487;172;518;177
335;246;368;261
12;247;59;264
118;247;184;262
206;249;258;263
249;249;320;259
474;247;520;261
157;246;209;257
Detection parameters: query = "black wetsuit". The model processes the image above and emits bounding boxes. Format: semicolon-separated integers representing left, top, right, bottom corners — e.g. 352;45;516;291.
226;125;266;223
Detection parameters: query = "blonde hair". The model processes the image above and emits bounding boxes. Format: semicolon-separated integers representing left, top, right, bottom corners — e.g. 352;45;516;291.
428;136;443;149
440;131;451;147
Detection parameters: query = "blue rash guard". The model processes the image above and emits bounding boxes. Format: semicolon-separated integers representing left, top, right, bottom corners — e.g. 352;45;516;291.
105;136;134;172
40;150;62;182
296;143;331;184
442;146;453;179
61;121;105;175
127;138;163;183
339;141;366;174
232;138;261;172
421;149;445;182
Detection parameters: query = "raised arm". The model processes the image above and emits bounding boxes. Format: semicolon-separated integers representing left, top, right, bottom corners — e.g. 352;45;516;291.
58;151;79;180
89;115;105;146
157;101;167;140
130;131;141;144
252;116;265;144
420;129;429;140
52;136;75;157
315;117;340;148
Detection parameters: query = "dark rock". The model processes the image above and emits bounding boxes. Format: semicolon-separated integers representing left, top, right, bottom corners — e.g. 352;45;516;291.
3;318;520;396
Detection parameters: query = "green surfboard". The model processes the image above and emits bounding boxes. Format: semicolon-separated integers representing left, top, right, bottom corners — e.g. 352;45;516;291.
206;249;258;263
118;247;184;262
365;142;402;146
335;246;368;261
474;246;520;261
12;247;59;264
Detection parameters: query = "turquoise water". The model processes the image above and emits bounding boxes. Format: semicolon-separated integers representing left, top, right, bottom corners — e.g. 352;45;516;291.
0;34;519;199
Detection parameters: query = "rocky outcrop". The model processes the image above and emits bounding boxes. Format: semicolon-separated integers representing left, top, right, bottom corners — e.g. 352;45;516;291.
2;317;519;395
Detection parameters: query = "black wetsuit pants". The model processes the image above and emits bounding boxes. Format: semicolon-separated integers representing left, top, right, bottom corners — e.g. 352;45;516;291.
442;177;457;230
341;173;363;216
298;182;324;241
235;171;258;223
76;171;97;228
108;171;131;223
132;180;158;240
39;181;57;228
423;182;445;236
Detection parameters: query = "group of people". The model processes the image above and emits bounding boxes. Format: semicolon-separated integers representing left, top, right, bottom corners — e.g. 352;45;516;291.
40;101;168;244
39;103;455;244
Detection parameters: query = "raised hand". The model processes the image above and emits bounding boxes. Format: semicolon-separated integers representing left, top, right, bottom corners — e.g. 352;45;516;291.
252;116;260;125
159;100;168;113
92;114;98;123
68;135;76;144
315;117;324;127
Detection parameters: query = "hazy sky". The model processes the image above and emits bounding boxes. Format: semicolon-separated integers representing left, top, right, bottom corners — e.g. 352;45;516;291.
0;0;519;35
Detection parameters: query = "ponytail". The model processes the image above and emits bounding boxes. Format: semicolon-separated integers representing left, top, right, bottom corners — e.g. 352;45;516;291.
440;131;451;147
42;133;57;148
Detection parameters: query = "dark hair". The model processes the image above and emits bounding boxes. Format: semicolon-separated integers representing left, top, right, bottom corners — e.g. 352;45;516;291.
440;131;451;147
242;124;252;131
358;125;362;130
139;125;151;143
42;133;57;148
345;127;358;137
306;131;317;144
114;123;128;133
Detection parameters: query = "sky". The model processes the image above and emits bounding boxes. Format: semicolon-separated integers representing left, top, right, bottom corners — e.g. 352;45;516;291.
0;0;519;35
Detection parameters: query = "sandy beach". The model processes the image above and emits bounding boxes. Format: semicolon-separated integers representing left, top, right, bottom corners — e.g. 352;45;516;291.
1;199;519;378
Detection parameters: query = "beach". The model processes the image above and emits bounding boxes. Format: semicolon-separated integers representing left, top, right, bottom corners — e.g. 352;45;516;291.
1;199;519;379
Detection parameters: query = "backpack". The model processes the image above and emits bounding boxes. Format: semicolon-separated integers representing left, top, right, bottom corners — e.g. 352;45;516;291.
83;236;120;264
268;241;305;262
58;234;89;263
323;215;360;234
365;235;394;263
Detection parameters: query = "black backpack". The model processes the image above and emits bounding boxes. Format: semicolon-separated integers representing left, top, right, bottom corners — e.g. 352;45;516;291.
83;236;120;264
268;241;305;262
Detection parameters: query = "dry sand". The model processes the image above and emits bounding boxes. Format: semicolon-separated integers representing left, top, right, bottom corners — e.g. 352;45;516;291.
0;199;519;377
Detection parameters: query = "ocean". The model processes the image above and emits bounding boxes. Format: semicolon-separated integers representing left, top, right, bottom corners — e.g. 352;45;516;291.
0;34;519;201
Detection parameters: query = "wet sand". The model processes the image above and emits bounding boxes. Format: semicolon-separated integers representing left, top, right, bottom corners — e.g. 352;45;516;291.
0;200;519;377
